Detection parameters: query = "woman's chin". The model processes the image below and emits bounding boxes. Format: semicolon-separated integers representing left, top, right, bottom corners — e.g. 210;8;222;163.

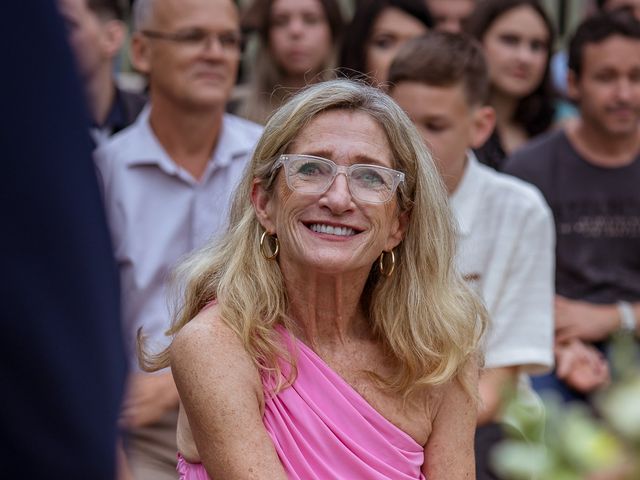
284;254;374;278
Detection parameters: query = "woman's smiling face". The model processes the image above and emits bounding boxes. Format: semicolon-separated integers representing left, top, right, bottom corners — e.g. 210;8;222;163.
253;109;408;277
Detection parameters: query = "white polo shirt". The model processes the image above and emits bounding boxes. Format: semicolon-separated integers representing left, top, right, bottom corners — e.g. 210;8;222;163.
94;107;262;367
450;153;555;374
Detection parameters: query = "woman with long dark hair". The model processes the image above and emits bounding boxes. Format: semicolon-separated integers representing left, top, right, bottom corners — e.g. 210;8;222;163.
466;0;557;170
236;0;344;124
339;0;433;86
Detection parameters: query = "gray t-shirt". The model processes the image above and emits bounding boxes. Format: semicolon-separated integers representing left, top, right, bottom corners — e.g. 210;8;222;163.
504;129;640;304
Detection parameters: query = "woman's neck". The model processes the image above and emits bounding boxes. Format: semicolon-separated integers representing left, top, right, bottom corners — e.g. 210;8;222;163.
490;89;518;131
280;263;372;349
490;89;529;154
280;74;308;90
280;67;327;91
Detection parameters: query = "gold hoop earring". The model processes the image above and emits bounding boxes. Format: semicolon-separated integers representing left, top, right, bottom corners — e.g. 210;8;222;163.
260;231;279;260
378;249;395;277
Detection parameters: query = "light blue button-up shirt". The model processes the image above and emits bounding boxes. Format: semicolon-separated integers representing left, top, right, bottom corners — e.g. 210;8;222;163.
94;108;262;368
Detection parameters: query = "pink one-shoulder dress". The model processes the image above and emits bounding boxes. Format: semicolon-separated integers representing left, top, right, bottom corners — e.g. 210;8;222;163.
177;327;426;479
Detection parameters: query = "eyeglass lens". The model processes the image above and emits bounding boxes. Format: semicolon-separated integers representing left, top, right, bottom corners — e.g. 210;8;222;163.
143;29;241;52
283;156;399;203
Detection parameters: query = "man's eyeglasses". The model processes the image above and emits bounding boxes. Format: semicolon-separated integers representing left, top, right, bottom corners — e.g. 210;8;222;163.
141;29;242;53
272;154;405;204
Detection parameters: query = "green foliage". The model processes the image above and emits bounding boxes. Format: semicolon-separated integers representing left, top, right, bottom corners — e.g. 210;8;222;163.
492;334;640;480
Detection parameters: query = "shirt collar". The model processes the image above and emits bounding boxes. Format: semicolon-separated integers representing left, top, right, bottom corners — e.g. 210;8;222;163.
123;106;179;176
123;108;252;181
211;114;255;169
449;151;483;237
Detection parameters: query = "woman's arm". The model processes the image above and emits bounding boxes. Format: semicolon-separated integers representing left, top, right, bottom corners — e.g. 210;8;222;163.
423;363;479;479
170;307;288;480
477;366;518;425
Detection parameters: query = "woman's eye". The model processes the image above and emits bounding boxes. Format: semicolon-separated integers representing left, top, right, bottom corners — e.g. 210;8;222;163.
355;169;386;187
297;162;324;175
425;122;446;133
499;34;519;46
371;35;396;50
530;40;547;53
302;13;323;26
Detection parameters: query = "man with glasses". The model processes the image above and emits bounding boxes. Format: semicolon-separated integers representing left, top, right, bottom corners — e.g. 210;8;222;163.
94;0;261;477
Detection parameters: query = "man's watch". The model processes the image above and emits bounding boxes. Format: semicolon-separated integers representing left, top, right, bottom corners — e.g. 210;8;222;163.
617;301;637;333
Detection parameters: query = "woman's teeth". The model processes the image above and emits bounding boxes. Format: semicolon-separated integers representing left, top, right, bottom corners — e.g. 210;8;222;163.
309;224;356;236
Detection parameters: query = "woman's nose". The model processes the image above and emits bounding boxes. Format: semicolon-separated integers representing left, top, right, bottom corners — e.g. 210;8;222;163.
320;173;354;212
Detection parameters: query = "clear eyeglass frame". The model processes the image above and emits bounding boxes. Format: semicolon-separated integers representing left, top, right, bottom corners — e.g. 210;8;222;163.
272;154;405;204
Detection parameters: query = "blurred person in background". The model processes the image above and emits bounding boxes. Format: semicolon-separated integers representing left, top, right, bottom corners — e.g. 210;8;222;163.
505;9;640;404
466;0;557;171
2;1;126;478
553;0;640;98
94;0;262;477
425;0;475;33
339;0;432;86
235;0;344;124
57;0;146;147
599;0;640;20
389;32;555;480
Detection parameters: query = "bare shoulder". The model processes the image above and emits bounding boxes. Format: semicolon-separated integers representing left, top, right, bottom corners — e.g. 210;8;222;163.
170;305;262;401
172;304;240;353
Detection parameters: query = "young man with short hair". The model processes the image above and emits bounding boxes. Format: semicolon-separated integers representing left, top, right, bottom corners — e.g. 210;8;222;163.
388;32;555;480
505;10;640;402
57;0;146;146
94;0;262;477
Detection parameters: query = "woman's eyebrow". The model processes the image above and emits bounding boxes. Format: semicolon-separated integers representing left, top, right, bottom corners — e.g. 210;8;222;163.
296;149;390;167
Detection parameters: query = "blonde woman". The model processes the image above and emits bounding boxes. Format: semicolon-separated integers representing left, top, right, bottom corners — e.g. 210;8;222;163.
144;79;487;479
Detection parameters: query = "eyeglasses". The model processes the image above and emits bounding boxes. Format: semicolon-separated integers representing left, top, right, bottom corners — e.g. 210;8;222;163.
272;154;405;204
141;29;242;53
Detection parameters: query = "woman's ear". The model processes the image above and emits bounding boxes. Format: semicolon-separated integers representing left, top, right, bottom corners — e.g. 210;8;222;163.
469;105;496;149
385;208;411;251
251;179;277;233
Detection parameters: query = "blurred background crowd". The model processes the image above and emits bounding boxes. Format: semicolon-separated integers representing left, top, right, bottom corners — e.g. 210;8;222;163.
3;0;639;478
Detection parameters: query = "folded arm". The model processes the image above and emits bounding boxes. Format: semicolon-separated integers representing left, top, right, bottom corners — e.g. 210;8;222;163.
555;296;640;343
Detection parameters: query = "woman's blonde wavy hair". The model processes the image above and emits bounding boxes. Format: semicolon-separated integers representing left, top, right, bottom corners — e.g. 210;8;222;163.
143;79;487;398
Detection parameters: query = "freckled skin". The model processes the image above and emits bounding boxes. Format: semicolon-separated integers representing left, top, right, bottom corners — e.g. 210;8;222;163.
173;109;479;480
